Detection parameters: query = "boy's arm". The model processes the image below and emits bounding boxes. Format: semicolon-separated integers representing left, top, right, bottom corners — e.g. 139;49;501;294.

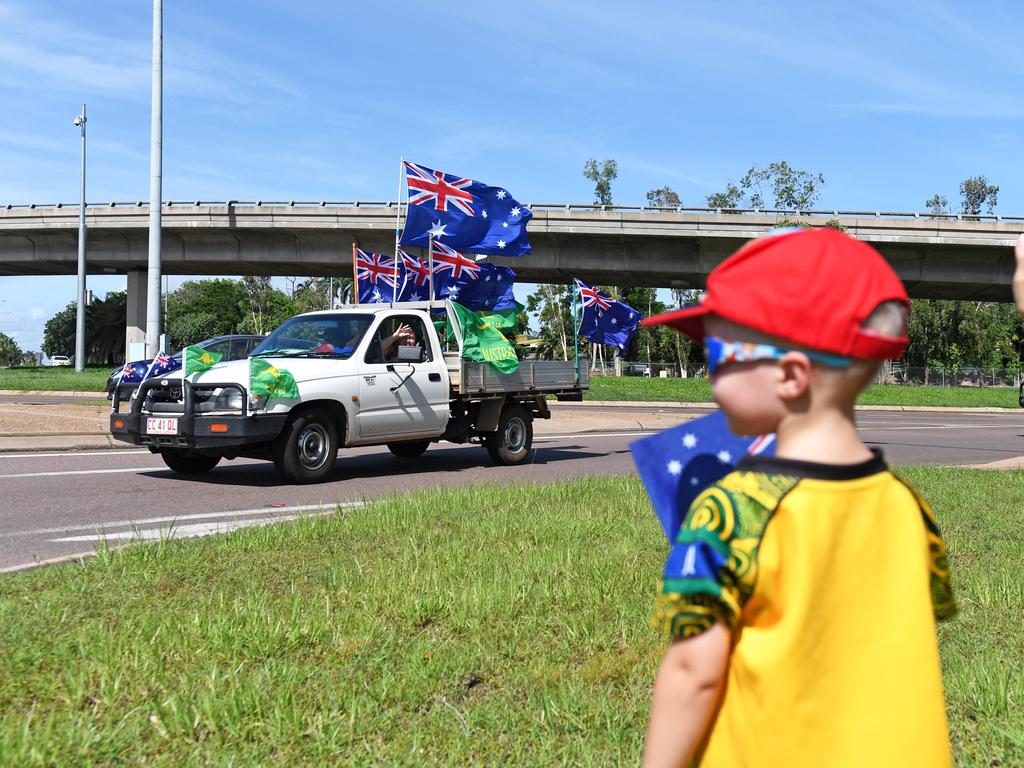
642;621;732;768
1014;234;1024;315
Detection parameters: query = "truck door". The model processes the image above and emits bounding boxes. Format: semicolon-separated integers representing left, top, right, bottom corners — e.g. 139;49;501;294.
356;314;449;439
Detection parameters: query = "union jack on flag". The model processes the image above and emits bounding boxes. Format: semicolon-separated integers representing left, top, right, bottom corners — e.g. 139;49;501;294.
405;161;475;216
143;351;180;381
356;249;405;303
578;282;613;314
431;241;481;280
400;251;430;287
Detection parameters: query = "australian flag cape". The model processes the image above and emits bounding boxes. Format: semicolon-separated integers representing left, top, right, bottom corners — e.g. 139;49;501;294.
399;161;532;256
630;411;776;542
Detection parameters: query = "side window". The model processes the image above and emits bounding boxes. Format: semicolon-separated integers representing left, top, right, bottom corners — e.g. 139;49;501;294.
229;338;256;359
364;316;432;364
204;340;232;359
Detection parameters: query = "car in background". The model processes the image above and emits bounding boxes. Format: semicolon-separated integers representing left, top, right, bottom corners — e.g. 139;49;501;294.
106;334;265;399
50;355;71;367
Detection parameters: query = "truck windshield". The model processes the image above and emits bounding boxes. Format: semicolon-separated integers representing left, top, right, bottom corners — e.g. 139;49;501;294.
250;314;374;359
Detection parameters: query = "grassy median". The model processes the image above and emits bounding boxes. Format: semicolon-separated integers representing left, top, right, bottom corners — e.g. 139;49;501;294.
1;470;1021;766
586;375;1022;408
0;366;110;392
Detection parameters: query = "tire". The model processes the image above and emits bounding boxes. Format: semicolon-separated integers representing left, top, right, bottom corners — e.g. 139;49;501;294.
484;405;533;466
387;440;431;458
160;450;221;475
1019;384;1024;408
272;408;338;484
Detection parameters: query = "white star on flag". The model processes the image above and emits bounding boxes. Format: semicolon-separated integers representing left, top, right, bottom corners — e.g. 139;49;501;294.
667;460;682;476
502;221;509;228
410;291;422;300
496;190;507;200
449;286;461;298
497;240;506;249
610;318;617;325
481;210;489;219
372;288;383;302
483;275;491;281
428;220;448;238
717;450;732;463
690;476;700;486
682;433;697;449
510;206;521;217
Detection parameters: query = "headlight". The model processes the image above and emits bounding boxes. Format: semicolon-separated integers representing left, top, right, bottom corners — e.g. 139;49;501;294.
214;388;243;411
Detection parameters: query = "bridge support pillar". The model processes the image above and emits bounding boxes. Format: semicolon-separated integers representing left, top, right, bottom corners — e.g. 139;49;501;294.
125;269;147;360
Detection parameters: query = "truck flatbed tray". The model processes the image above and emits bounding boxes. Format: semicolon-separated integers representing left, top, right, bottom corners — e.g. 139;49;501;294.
446;355;589;395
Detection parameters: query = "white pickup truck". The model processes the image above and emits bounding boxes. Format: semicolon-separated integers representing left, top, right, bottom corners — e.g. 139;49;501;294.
110;302;588;483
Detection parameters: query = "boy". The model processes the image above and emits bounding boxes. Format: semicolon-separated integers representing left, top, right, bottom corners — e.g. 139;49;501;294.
640;227;955;768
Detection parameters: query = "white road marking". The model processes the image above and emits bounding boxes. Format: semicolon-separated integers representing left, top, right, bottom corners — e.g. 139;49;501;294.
4;502;365;539
0;466;160;479
535;431;658;440
0;449;148;460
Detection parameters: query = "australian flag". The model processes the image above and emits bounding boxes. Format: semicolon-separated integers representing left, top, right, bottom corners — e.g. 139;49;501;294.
117;360;149;385
630;411;776;542
356;249;405;303
575;279;642;353
396;251;432;302
143;351;180;381
431;241;517;312
399;161;532;256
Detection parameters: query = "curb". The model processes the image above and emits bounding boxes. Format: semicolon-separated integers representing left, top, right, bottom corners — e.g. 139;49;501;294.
0;550;97;575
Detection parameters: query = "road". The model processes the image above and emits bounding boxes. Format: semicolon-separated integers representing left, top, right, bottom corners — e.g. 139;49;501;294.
2;406;1023;572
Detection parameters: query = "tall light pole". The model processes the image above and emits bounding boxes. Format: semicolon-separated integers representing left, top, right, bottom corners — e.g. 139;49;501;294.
146;0;163;357
73;105;87;373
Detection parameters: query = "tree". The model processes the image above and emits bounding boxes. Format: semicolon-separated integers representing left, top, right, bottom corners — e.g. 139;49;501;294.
166;279;248;347
925;194;949;215
583;159;617;206
293;277;353;313
706;182;743;209
646;187;681;208
0;331;22;367
959;176;999;215
238;279;300;336
707;161;824;210
525;284;575;360
40;292;126;364
42;304;76;359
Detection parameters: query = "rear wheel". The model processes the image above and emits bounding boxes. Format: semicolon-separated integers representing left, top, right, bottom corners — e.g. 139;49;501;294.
160;450;221;475
273;408;338;484
387;440;431;458
484;405;533;466
1019;383;1024;408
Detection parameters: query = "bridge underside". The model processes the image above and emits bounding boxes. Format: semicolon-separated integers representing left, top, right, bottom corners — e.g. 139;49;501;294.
0;228;1013;302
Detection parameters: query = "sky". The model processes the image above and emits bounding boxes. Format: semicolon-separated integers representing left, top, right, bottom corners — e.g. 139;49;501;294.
2;0;1023;352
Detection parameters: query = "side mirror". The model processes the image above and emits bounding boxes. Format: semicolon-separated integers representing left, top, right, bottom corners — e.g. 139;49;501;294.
396;345;424;363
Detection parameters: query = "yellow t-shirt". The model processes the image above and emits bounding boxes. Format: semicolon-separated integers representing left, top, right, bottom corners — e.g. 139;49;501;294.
653;450;955;768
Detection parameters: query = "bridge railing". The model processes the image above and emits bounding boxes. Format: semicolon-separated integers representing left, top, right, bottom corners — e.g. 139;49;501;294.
4;200;1024;223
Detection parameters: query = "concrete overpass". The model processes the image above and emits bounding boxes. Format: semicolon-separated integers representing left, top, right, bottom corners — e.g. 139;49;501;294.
2;201;1022;350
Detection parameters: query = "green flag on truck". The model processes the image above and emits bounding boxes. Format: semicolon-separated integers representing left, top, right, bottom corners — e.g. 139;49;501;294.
450;301;519;374
250;358;300;399
183;345;223;377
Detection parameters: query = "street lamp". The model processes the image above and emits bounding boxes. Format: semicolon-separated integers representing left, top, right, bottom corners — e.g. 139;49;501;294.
73;105;87;373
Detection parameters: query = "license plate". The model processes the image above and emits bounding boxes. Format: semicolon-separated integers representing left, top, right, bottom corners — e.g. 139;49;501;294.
146;417;178;435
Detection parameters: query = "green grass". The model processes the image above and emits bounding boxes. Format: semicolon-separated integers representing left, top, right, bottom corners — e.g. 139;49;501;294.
585;375;1022;408
0;366;109;392
0;471;1021;766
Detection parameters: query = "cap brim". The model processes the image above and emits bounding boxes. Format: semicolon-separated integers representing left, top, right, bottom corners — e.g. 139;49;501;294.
641;302;710;340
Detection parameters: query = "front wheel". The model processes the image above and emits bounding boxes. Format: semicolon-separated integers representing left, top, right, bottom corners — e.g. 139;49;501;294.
273;408;338;484
1019;383;1024;408
387;440;431;458
484;405;533;466
160;450;221;475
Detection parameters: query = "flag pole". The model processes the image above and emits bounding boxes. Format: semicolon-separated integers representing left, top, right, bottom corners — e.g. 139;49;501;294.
572;281;580;386
351;243;358;305
428;236;435;312
393;157;404;306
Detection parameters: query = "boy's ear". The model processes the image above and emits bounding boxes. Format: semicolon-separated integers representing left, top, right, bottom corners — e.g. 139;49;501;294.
776;352;812;400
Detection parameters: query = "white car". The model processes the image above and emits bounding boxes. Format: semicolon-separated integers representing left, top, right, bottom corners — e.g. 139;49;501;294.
50;356;71;367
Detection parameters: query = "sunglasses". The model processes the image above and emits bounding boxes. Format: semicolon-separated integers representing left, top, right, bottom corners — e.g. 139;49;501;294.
703;336;852;375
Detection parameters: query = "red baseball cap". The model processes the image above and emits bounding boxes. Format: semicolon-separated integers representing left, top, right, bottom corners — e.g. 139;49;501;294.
643;227;909;359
